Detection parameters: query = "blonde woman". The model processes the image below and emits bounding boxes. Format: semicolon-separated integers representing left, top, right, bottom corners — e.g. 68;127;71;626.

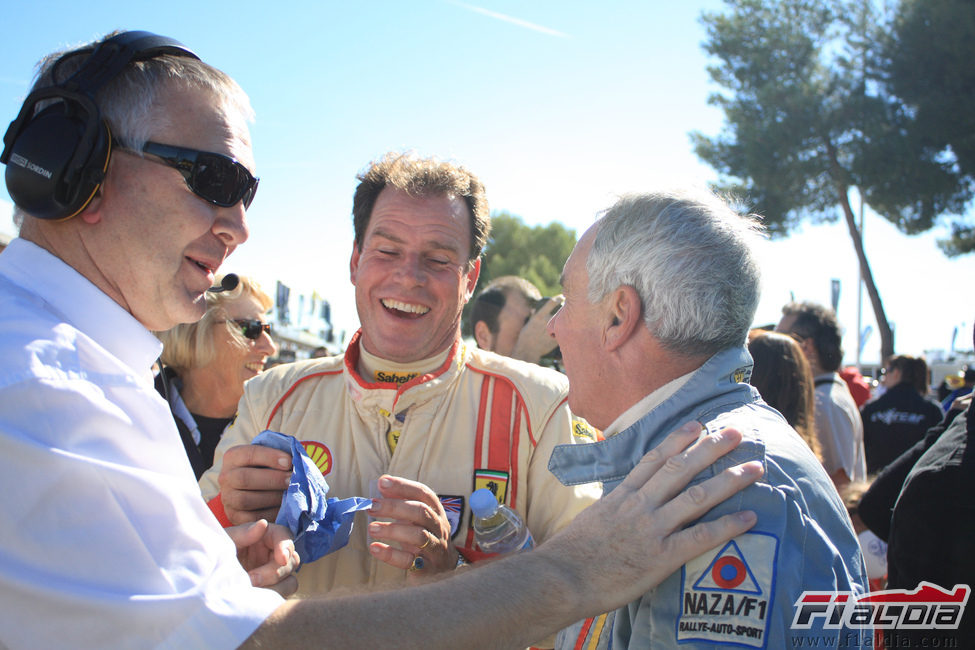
156;274;276;477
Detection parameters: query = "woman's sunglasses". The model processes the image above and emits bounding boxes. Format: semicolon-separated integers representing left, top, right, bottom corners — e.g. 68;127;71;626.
231;319;273;340
113;140;259;209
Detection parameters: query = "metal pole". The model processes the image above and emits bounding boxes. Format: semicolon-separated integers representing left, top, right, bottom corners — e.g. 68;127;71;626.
856;190;864;368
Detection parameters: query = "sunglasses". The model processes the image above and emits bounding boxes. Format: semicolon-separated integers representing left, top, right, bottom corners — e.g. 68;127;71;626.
113;140;259;209
230;319;273;340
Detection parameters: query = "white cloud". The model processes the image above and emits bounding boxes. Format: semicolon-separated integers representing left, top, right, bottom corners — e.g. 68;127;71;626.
448;1;569;38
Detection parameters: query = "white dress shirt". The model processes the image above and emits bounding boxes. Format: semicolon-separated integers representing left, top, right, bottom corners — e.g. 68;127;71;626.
0;238;282;649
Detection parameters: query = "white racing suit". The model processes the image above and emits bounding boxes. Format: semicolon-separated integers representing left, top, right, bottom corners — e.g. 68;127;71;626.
200;332;601;595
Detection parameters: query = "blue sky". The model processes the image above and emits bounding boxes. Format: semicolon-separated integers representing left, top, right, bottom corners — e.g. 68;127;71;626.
1;1;972;366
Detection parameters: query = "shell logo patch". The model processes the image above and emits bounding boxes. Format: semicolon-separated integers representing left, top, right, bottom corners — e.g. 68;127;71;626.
677;532;778;647
301;440;332;476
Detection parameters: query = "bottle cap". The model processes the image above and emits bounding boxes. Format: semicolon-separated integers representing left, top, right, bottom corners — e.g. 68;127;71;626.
470;488;500;518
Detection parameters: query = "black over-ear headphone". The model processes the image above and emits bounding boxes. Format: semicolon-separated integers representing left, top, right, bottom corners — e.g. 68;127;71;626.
0;31;199;221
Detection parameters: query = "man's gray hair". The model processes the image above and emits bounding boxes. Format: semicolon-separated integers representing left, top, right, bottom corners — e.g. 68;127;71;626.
587;189;765;357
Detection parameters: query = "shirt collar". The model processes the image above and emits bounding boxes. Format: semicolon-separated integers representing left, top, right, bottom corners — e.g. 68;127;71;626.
0;238;163;380
357;340;451;384
602;370;695;437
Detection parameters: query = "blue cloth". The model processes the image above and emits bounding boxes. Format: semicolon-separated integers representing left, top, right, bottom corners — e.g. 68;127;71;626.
549;347;869;649
252;430;372;564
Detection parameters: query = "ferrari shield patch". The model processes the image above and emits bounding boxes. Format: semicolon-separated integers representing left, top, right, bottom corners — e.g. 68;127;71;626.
474;469;509;503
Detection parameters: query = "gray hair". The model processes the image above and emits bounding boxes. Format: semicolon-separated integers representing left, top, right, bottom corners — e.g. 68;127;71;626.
13;31;253;225
587;189;765;357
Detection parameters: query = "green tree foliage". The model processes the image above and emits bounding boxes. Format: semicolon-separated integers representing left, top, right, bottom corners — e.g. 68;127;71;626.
880;0;975;254
480;212;576;296
692;0;974;360
462;212;577;334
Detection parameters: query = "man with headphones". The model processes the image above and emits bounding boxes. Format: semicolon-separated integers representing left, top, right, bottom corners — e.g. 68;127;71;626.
0;30;289;648
0;31;763;649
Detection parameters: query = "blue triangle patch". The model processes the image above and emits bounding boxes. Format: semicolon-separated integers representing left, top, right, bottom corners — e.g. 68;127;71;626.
692;539;763;595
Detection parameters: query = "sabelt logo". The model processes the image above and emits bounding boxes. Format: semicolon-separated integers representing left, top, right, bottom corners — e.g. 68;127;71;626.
375;371;418;385
792;582;969;630
10;153;53;179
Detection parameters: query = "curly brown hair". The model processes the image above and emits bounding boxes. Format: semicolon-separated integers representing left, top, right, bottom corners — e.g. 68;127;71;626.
351;152;490;262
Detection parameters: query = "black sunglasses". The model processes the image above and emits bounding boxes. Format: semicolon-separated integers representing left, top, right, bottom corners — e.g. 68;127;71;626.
113;140;259;209
231;319;272;340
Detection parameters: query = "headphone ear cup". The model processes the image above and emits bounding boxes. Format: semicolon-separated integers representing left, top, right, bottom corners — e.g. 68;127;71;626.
3;31;198;221
4;99;110;221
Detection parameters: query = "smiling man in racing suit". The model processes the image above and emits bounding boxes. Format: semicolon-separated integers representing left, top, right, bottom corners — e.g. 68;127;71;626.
199;152;601;597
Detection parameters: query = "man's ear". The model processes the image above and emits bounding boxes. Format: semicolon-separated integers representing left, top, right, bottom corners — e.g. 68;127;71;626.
78;187;105;225
463;258;481;303
605;285;642;351
349;240;361;283
79;154;124;225
473;320;494;351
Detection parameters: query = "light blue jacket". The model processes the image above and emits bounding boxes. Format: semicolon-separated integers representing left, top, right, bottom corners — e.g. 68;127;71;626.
549;347;869;648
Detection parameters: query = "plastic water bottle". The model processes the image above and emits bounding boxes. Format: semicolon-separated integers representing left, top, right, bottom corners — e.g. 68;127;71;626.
470;488;534;554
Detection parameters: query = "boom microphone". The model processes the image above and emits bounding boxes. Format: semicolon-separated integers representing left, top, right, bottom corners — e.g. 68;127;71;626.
207;273;239;293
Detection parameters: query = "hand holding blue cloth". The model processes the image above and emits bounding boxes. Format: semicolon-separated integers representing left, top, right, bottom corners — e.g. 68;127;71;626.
252;430;373;564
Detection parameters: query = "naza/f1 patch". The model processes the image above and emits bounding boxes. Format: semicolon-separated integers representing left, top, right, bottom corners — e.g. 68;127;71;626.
677;532;779;647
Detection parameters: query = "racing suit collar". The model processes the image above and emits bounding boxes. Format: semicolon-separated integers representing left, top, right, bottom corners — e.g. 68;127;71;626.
547;346;756;488
343;331;468;412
